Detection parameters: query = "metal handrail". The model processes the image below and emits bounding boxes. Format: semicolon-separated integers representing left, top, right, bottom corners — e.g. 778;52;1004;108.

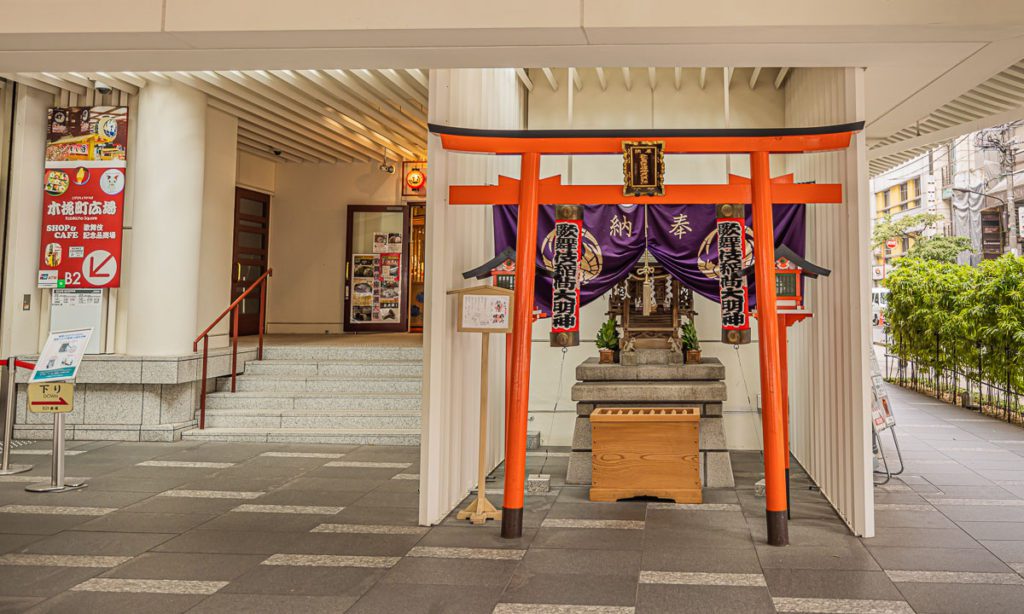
193;268;272;429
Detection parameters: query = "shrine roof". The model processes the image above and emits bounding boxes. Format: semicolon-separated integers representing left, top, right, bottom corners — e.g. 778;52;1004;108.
741;244;831;279
775;245;831;278
463;246;516;280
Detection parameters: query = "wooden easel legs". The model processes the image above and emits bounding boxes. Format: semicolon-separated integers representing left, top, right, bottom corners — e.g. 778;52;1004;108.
458;332;502;525
457;492;502;525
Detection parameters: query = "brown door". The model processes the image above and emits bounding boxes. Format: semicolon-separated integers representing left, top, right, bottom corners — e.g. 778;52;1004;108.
343;204;410;332
231;188;271;336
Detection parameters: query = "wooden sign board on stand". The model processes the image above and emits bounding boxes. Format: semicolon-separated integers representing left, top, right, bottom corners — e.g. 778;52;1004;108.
447;285;514;524
450;285;514;334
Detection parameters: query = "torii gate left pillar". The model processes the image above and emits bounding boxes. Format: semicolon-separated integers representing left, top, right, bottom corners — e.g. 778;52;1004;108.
503;152;541;537
431;122;862;545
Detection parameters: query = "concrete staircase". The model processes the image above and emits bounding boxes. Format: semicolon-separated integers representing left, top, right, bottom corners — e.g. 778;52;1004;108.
181;344;422;445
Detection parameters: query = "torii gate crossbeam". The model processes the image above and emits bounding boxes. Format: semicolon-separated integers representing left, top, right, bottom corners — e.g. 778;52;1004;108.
430;122;863;547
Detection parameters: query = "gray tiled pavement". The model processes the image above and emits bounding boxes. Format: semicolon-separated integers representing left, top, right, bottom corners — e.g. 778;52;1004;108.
1;383;1024;612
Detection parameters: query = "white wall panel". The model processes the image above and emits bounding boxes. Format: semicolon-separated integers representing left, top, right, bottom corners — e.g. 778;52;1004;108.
267;161;399;334
784;68;874;537
420;69;523;525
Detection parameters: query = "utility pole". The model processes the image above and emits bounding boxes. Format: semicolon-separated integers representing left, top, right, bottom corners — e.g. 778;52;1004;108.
1003;124;1018;254
976;123;1021;254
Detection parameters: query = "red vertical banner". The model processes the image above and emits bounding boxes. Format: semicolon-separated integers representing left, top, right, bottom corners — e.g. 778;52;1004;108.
550;204;583;347
38;106;128;289
716;203;751;345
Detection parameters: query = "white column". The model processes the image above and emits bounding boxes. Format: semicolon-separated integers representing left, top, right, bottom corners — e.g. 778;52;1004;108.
0;86;52;357
419;69;523;525
125;81;207;356
196;107;238;349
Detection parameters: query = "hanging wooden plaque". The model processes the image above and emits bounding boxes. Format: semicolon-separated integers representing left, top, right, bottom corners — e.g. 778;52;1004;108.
622;141;665;196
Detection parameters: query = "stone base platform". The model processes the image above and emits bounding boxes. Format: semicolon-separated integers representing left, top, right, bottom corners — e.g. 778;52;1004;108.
13;346;256;442
566;352;735;490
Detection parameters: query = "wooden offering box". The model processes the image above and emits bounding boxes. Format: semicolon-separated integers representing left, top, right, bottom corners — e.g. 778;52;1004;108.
590;407;701;504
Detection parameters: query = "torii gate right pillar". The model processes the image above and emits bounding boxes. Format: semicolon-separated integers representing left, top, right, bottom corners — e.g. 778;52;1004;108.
750;151;789;546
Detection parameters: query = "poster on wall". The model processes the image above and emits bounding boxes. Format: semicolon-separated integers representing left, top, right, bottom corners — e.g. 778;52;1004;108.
38;106;128;289
377;252;402;322
350;254;378;323
349;253;403;324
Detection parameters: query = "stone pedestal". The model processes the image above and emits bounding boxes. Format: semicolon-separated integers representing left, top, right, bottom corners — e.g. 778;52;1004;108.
566;351;735;489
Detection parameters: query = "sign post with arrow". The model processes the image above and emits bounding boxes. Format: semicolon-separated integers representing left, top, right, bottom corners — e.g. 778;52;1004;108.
25;328;91;493
27;382;75;414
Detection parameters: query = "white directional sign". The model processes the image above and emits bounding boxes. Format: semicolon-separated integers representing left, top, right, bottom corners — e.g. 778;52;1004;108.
82;250;117;287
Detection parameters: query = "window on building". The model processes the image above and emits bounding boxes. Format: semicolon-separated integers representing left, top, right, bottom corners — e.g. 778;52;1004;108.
883;191;890;210
912;178;921;200
900;182;909;203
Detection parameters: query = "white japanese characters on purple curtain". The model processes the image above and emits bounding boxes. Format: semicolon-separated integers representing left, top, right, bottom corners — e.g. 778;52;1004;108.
717;209;751;344
550;213;582;347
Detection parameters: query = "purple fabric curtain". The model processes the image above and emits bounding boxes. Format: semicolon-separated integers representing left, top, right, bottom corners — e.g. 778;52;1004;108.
646;204;806;305
493;203;805;314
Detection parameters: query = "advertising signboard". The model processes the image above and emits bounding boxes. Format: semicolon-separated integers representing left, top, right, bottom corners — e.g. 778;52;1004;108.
38;106;128;289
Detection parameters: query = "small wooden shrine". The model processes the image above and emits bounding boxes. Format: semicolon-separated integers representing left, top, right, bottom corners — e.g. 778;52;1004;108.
607;253;695;354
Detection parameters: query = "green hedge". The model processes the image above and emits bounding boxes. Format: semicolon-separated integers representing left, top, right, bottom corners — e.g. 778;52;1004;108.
885;255;1024;411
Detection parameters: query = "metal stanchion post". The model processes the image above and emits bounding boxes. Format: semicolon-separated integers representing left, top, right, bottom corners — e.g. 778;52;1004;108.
26;410;84;493
0;357;32;476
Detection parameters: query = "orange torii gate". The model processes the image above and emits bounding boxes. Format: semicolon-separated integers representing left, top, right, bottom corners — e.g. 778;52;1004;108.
431;122;863;546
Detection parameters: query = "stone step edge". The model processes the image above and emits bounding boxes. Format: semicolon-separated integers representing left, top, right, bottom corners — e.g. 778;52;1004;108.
182;427;420;435
223;375;422;382
245;359;423;365
205;391;422;399
573;380;724;386
199;409;421;416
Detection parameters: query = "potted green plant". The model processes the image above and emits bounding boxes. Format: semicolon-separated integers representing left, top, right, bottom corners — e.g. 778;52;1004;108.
681;320;701;364
596;317;619;364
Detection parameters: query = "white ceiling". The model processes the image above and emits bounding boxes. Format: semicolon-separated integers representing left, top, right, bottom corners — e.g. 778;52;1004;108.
0;70;428;164
1;1;1023;172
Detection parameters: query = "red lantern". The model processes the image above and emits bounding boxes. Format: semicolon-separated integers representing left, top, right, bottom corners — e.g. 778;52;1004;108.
406;167;426;191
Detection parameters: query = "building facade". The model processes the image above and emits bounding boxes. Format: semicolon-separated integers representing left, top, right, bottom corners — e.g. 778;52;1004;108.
2;1;1024;538
870;119;1024;282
